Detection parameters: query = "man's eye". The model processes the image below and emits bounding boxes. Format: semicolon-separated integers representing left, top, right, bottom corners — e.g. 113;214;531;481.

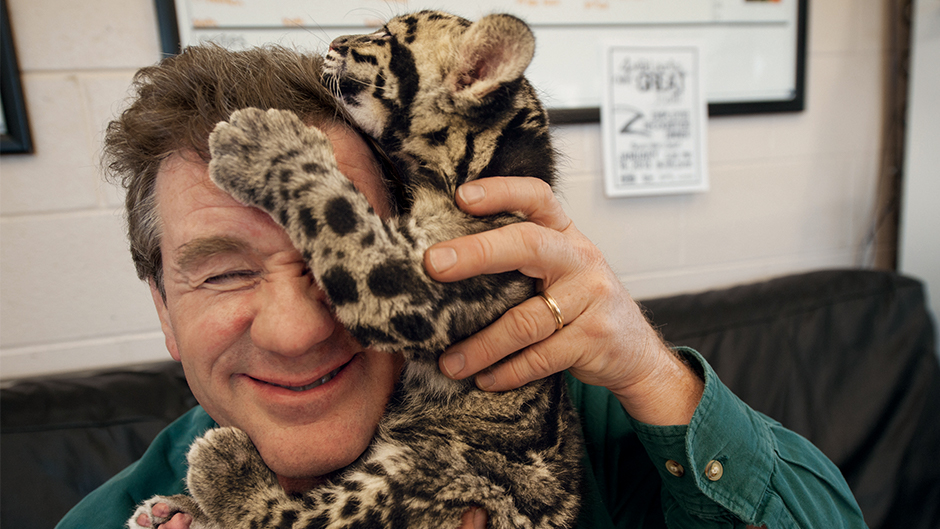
204;270;259;286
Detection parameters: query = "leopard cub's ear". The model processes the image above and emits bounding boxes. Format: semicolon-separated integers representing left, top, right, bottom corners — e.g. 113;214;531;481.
447;14;535;103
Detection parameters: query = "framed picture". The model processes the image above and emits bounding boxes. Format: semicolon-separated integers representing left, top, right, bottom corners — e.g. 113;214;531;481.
154;0;807;123
1;0;32;154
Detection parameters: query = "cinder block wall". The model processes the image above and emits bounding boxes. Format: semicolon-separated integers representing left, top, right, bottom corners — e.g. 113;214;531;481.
0;0;888;379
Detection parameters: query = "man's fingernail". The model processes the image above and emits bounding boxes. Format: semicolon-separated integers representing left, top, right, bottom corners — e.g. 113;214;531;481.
476;370;496;390
428;247;458;273
473;507;488;529
442;352;466;378
458;183;486;205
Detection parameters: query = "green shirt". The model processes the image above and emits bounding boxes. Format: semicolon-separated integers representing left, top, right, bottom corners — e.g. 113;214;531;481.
56;348;867;528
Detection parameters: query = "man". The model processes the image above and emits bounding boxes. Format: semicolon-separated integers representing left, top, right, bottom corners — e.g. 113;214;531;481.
58;44;868;528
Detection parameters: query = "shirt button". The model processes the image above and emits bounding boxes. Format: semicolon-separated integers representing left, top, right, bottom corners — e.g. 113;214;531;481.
705;460;724;481
665;459;685;477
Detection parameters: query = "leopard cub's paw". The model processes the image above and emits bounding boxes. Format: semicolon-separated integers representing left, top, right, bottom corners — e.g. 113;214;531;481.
208;107;336;214
186;427;277;506
127;495;199;529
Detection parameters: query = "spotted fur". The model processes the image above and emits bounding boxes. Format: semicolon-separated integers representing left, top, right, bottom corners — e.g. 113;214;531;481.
129;11;582;529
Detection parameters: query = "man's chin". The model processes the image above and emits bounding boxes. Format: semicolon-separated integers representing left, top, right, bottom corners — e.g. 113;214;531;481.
253;433;367;489
276;474;329;494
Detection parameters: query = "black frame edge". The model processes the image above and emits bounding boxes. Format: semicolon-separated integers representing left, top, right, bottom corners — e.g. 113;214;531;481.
1;0;33;155
152;0;809;125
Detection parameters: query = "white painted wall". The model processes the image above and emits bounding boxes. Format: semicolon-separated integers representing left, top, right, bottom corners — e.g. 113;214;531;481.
0;0;889;380
899;0;940;357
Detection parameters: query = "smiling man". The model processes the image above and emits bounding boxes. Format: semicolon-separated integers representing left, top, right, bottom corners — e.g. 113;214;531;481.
150;123;401;493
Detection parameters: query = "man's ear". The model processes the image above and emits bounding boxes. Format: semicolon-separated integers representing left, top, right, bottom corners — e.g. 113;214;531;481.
448;14;535;101
149;279;181;362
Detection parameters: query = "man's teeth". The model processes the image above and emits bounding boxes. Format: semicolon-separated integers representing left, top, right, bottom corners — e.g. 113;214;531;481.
274;367;341;392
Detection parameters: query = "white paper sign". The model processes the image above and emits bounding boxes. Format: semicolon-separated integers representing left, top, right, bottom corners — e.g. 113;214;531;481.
601;43;709;197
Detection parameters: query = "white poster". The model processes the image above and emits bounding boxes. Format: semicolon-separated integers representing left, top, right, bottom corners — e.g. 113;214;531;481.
601;43;709;197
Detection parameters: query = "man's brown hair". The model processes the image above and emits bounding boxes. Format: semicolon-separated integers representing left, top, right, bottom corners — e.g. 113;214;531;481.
103;44;351;296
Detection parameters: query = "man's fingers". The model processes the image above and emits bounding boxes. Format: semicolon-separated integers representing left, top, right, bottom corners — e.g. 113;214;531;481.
475;326;590;392
425;221;575;282
455;177;572;233
440;292;582;386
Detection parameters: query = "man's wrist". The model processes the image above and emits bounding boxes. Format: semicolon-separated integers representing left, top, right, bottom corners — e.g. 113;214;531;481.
611;343;705;426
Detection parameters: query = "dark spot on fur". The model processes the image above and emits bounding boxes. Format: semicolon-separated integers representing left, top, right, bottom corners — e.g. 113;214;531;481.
301;162;327;175
260;193;276;213
367;259;425;298
276;510;298;529
298;207;319;238
423;128;449;147
361;231;376;247
292;180;313;198
270;149;300;167
348;324;397;346
324;197;358;235
341;497;361;518
321;266;359;305
351;49;378;65
387;38;419;111
391;313;434;342
338;76;365;99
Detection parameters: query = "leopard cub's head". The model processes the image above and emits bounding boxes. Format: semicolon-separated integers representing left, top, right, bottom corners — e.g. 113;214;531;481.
323;10;536;138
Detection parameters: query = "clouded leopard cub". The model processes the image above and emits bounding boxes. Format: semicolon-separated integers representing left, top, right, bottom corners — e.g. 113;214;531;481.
130;10;582;529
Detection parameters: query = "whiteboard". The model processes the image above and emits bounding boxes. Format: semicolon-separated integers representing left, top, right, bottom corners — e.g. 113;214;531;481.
154;0;807;121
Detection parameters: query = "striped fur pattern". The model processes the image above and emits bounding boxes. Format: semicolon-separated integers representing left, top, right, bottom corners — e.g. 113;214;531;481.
129;11;582;529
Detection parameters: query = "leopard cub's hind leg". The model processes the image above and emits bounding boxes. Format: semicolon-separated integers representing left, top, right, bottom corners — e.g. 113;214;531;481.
127;494;213;529
184;427;287;528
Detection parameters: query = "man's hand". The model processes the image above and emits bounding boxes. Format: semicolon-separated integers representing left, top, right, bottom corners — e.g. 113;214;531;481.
426;177;704;426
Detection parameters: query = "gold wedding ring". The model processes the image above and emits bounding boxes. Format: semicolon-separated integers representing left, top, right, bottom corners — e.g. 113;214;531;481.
537;291;565;332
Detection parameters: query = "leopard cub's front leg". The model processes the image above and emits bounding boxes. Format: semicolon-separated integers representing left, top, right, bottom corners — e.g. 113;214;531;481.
208;108;450;355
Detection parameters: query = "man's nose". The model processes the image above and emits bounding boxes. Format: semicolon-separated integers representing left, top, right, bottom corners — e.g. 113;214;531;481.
250;276;335;356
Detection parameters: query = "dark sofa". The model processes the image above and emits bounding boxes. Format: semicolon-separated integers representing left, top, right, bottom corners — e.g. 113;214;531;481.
3;269;939;528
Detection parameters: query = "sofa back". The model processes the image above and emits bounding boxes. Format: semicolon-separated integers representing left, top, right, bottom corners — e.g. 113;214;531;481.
641;269;940;529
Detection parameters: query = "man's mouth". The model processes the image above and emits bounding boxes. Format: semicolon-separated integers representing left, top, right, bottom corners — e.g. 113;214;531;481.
264;364;345;392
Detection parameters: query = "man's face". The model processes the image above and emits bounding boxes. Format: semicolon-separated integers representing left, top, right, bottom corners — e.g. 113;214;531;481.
150;123;402;488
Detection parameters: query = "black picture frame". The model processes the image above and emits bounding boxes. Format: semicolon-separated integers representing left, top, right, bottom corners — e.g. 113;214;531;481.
152;0;808;124
1;0;32;154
